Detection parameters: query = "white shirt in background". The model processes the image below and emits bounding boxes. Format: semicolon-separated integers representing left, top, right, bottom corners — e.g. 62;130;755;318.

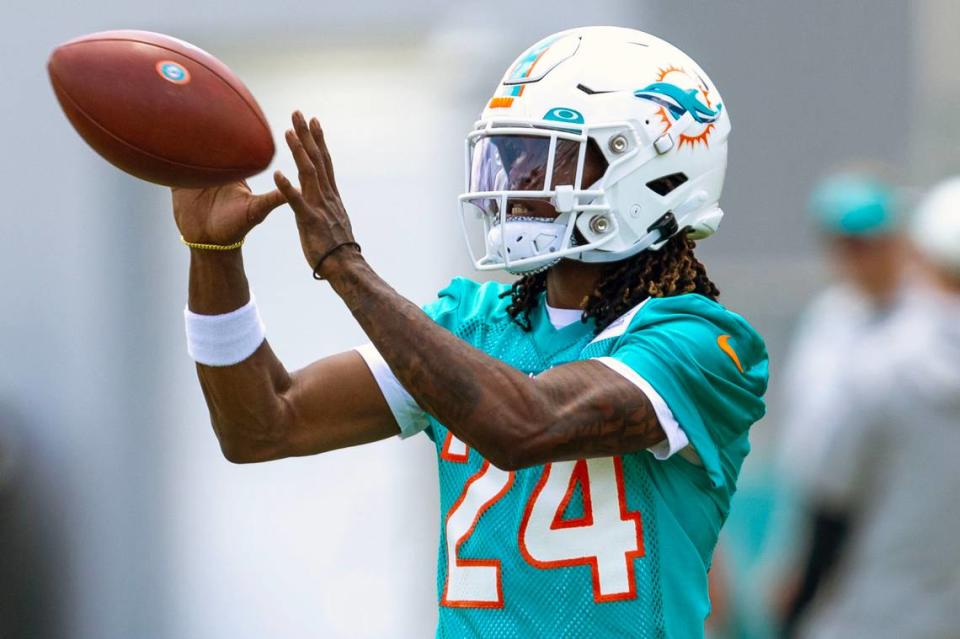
776;284;900;493
799;285;960;639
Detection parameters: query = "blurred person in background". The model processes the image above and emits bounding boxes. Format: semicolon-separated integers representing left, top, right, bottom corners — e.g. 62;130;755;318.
785;178;960;638
701;172;906;639
773;171;908;633
777;171;905;496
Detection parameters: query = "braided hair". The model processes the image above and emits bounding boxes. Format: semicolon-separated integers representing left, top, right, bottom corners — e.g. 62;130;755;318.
502;233;719;334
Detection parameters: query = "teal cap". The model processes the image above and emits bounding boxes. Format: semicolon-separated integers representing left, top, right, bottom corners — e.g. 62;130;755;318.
809;174;898;236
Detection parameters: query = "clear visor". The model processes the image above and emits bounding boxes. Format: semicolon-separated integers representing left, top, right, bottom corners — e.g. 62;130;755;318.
459;130;616;271
469;135;585;193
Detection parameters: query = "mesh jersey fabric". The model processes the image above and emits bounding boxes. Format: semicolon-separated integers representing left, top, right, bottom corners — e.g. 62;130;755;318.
420;277;768;638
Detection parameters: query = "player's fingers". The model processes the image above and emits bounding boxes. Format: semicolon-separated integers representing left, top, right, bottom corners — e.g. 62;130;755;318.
303;116;334;196
285;127;320;199
249;188;287;225
273;171;308;215
293;111;327;184
310;117;340;196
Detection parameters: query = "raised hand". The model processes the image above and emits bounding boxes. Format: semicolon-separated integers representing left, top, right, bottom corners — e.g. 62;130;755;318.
171;180;286;247
273;111;359;276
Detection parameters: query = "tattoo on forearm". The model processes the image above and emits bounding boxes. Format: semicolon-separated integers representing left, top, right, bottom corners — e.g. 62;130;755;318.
332;262;486;426
329;259;665;466
537;364;663;463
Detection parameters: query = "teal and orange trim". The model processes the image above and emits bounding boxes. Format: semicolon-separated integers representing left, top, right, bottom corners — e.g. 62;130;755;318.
489;35;560;108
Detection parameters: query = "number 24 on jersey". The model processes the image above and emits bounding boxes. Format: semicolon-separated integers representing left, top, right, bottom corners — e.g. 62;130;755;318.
440;435;644;608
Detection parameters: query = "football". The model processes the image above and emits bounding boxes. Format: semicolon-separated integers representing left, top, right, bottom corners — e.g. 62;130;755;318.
48;30;274;188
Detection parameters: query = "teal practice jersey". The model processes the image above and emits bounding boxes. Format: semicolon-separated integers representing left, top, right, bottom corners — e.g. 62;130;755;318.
419;278;768;638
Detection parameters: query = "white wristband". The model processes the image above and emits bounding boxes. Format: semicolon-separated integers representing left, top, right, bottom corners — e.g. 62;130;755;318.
184;295;266;366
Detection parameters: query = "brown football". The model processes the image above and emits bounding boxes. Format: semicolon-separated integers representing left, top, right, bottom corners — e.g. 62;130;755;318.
48;30;274;188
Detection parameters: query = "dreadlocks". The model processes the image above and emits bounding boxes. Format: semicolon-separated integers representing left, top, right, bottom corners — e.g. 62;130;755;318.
503;234;720;334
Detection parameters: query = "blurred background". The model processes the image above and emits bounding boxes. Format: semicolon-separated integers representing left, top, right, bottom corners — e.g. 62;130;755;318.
2;0;959;637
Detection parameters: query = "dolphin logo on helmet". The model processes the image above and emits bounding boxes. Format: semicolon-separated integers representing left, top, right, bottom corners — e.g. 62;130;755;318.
634;82;722;124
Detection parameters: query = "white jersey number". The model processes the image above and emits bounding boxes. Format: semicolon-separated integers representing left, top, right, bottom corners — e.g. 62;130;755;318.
519;457;644;602
441;460;515;607
441;437;643;607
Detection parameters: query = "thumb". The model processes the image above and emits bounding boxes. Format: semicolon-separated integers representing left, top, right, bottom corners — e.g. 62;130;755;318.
248;188;287;225
273;170;308;216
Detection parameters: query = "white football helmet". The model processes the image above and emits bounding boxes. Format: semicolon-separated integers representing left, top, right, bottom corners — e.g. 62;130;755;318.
459;26;731;273
912;177;960;276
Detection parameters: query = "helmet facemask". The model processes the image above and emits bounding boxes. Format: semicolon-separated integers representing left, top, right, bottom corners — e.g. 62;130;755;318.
459;123;614;273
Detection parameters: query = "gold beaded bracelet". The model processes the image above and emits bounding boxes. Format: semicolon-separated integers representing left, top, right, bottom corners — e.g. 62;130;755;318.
180;235;244;251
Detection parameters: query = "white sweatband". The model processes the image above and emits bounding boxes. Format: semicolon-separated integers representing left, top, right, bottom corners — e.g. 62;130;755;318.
184;296;266;366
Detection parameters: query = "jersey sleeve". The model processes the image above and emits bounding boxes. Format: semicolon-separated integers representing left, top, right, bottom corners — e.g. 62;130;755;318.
590;357;691;460
603;296;769;488
354;344;428;439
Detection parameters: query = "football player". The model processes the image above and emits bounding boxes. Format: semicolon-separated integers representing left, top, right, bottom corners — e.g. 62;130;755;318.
174;27;768;637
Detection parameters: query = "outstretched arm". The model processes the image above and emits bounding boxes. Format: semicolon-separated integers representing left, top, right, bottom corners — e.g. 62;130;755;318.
186;248;398;463
276;111;666;470
330;257;664;469
171;174;399;464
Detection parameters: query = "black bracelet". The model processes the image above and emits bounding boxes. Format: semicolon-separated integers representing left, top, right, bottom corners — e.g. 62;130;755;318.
312;241;361;280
